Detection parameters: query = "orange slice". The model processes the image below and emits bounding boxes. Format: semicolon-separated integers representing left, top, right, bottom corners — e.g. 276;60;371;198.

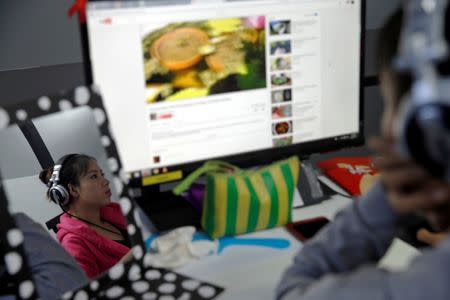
151;27;209;71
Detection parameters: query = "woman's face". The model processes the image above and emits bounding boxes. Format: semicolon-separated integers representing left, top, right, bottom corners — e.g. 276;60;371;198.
70;160;112;208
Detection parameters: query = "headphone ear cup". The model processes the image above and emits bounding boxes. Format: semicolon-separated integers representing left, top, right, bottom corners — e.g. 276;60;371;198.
397;100;450;180
49;185;70;207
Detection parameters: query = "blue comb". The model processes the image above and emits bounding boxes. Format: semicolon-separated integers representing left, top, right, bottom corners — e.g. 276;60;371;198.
216;237;290;254
145;232;291;254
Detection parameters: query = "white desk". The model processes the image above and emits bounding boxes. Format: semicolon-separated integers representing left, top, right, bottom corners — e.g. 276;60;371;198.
178;195;420;300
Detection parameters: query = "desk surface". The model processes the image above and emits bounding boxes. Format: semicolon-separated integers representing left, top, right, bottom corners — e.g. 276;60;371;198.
177;195;420;300
178;195;350;300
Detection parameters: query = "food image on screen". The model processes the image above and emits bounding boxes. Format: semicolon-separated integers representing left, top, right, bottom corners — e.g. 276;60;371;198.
272;121;293;135
270;40;291;55
272;91;284;103
271;88;292;103
272;104;292;119
271;73;292;87
151;28;209;71
271;57;291;71
273;136;293;147
142;16;267;103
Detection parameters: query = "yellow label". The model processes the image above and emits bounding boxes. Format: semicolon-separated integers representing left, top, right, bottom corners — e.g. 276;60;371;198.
142;171;183;186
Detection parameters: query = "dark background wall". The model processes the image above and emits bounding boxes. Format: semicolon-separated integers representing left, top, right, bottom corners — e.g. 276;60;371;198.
0;0;401;138
0;0;82;70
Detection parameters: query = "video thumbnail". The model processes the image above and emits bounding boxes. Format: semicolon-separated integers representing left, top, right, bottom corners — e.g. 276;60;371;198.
270;40;291;55
271;89;292;103
272;121;293;135
142;16;267;103
273;136;293;147
270;20;291;35
271;73;292;87
271;57;291;71
272;104;292;119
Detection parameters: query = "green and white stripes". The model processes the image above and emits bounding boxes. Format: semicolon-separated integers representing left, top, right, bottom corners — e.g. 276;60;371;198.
202;156;300;238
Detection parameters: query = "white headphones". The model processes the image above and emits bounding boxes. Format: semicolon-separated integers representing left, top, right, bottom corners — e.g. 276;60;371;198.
395;0;450;181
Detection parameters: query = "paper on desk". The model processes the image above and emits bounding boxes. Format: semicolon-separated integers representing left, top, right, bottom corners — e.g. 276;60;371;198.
378;238;421;271
293;188;304;208
318;175;351;197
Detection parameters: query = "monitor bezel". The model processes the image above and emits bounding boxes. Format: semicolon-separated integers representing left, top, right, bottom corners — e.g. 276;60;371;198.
80;0;367;183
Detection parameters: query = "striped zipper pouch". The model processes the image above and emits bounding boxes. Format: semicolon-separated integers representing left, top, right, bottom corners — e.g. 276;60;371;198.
173;156;300;238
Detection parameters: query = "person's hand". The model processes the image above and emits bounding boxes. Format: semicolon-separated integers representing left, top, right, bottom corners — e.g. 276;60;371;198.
369;137;450;216
417;228;450;247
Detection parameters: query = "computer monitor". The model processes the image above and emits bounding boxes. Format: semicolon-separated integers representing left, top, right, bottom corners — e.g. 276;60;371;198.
84;0;365;186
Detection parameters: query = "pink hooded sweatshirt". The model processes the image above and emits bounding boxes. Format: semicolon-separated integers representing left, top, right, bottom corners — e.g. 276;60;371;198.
57;203;130;279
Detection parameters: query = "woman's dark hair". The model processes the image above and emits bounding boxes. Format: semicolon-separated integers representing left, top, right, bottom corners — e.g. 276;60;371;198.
377;7;450;105
39;154;96;206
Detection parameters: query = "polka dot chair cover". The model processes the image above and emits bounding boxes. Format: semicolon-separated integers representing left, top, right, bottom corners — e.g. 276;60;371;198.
0;180;39;299
0;86;224;299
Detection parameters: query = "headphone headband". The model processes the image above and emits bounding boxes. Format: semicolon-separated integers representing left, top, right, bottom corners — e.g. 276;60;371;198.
49;154;79;185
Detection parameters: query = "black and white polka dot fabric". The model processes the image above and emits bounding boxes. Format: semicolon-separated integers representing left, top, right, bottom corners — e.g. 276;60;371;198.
0;85;147;251
61;261;223;300
0;181;39;300
0;86;224;299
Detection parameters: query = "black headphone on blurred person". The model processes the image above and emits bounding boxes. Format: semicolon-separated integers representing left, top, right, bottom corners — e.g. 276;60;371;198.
395;0;450;181
48;154;79;207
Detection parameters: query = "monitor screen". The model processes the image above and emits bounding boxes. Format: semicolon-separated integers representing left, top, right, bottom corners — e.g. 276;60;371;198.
85;0;363;179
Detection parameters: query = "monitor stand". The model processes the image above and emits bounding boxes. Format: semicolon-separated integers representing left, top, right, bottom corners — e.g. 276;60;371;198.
132;184;202;232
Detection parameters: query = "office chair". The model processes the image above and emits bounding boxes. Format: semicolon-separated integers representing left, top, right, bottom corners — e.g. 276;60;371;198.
45;213;63;233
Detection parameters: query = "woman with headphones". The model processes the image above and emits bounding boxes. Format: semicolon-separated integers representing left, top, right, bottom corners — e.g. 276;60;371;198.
40;154;132;279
